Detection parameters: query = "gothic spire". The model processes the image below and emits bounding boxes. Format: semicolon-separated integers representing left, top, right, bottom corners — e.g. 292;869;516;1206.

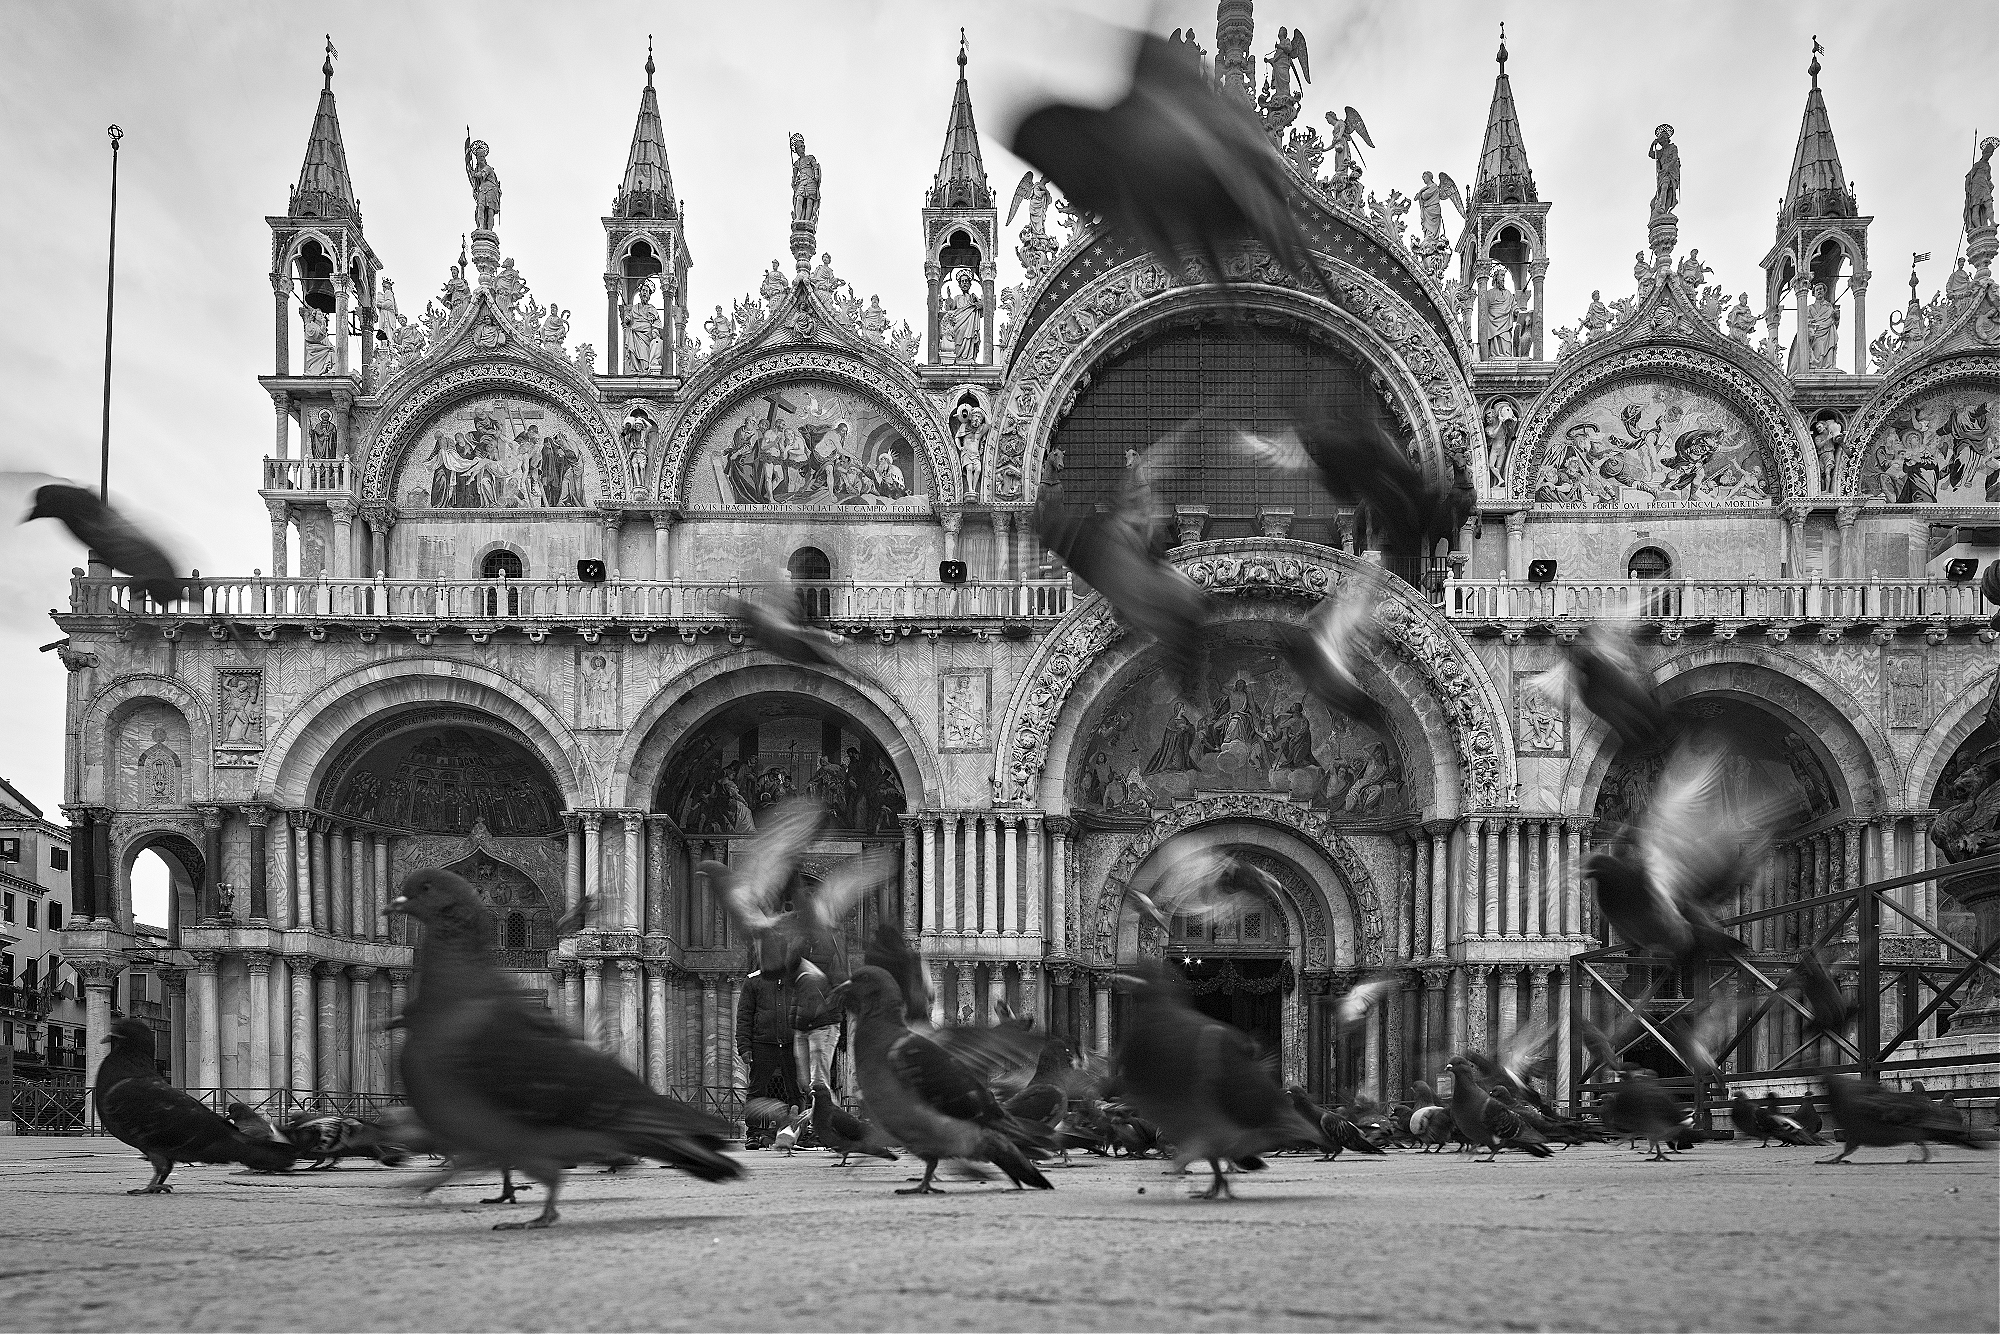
290;35;360;222
928;30;992;210
614;37;677;219
1471;23;1537;207
1780;36;1854;222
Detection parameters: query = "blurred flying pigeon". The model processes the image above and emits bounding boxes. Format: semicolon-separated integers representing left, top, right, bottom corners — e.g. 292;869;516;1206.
810;1081;897;1167
1818;1075;1996;1164
96;1017;298;1192
389;869;740;1229
702;798;894;980
1237;406;1474;558
834;965;1052;1194
1444;1057;1551;1161
22;481;183;605
1278;584;1385;723
225;1102;284;1143
1010;31;1336;300
1599;1070;1692;1161
1554;622;1675;753
1783;946;1857;1039
1114;961;1327;1198
1323;1102;1388;1158
728;592;845;667
863;920;933;1026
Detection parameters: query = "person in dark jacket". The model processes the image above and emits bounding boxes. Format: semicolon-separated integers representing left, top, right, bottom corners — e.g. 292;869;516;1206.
737;949;801;1148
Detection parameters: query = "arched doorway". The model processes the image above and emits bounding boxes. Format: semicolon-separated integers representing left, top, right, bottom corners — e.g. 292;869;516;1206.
119;832;203;941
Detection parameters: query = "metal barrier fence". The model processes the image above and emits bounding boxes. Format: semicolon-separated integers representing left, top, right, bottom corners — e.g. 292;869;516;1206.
1569;850;2000;1125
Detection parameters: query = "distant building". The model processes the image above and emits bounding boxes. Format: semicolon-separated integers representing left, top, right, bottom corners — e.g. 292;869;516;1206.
1;776;86;1094
44;6;2000;1112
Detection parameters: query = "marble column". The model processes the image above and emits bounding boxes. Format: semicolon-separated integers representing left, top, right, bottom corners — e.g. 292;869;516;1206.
1501;819;1520;938
979;816;998;936
900;818;922;935
1386;973;1413;1101
314;964;341;1095
646;963;670;1092
1428;830;1448;956
192;951;221;1092
1552;968;1573;1110
373;834;391;940
1462;819;1484;939
290;962;315;1094
310;821;330;931
1447;967;1468;1064
349;967;375;1096
1526;822;1546;937
942;816;961;933
1495;967;1519;1046
986;963;1006;1025
1094;978;1112;1057
583;958;604;1049
1564;820;1586;937
582;813;604;923
653;512;676;579
1362;998;1383;1104
564;815;583;916
698;976;720;1093
927;960;948;1028
1001;816;1021;936
1048;818;1071;957
1483;823;1501;940
622;815;643;932
726;977;745;1093
1020;961;1042;1025
1912;816;1935;926
388;970;409;1095
246;953;272;1093
555;960;579;1035
161;970;188;1088
1466;965;1492;1055
1024;816;1045;939
921;817;940;935
289;812;310;931
618;960;643;1071
1420;970;1448;1083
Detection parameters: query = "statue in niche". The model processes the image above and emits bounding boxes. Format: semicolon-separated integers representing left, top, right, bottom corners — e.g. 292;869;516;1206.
621;411;657;490
300;305;337;375
1811;415;1846;492
218;673;262;746
954;401;989;499
1965;136;1998;235
137;728;183;807
1788;281;1841;373
789;132;821;226
464;131;502;230
941;268;984;364
1725;292;1759;344
1482;398;1520;491
1648;123;1680;220
1481;266;1532;360
307;410;338;460
622;280;663;375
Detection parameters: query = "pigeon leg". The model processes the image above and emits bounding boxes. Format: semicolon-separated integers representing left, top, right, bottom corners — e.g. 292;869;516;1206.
1199;1159;1235;1200
128;1155;175;1194
1646;1140;1671;1162
492;1166;563;1230
1815;1140;1858;1166
1908;1141;1933;1164
480;1167;527;1205
895;1159;947;1195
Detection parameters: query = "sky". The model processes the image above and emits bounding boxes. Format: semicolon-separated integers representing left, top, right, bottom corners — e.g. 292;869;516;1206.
0;0;1992;823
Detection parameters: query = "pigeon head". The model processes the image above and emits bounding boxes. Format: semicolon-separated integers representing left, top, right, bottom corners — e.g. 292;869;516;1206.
103;1016;155;1049
227;1102;253;1117
388;869;492;943
831;965;905;1021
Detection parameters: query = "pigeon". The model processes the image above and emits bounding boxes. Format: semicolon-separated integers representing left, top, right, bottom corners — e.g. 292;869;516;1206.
834;965;1052;1195
1753;1092;1825;1146
1729;1091;1762;1143
21;481;183;605
773;1109;807;1156
1443;1058;1552;1161
225;1102;285;1143
1409;1102;1455;1152
1559;621;1676;753
1113;962;1327;1198
810;1081;896;1167
1324;1103;1388;1158
1283;1086;1336;1156
1599;1071;1692;1161
704;799;894;981
1278;585;1384;722
1818;1075;1996;1164
1794;1095;1824;1139
280;1111;412;1169
1005;1036;1087;1164
389;869;741;1229
727;592;844;667
1010;30;1336;303
863;920;933;1026
95;1017;299;1192
1278;403;1477;556
1489;1086;1587;1148
1784;947;1857;1039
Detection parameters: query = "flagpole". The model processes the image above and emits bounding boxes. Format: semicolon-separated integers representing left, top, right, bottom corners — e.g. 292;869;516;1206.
99;125;123;504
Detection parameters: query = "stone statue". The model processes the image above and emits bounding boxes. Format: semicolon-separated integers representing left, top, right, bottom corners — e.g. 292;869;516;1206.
857;295;889;344
941;268;984;364
1965;136;1998;234
1325;106;1373;180
955;402;988;499
1725;292;1758;344
704;304;735;353
1257;26;1309;139
218;673;262;745
1675;248;1711;293
441;264;471;317
760;259;789;305
1414;171;1464;246
377;277;404;332
307;409;339;460
538;304;569;350
1788;281;1841;373
1481;267;1532;360
809;252;841;299
490;257;526;312
1633;251;1655;288
1648;124;1680;220
1582;290;1611;342
299;305;337;375
623;279;663;374
464;131;502;231
1811;414;1846;492
789;132;822;225
1009;173;1060;281
1947;256;1975;308
1698;284;1727;328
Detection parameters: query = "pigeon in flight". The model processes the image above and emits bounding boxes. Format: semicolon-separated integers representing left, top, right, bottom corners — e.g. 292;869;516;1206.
389;870;740;1229
1010;31;1336;301
863;920;933;1027
96;1018;299;1192
703;797;894;982
728;593;845;668
1113;952;1327;1198
834;966;1053;1194
1537;621;1676;754
21;481;183;605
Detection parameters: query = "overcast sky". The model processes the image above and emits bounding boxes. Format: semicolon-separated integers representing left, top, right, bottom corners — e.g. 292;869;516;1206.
0;0;1991;817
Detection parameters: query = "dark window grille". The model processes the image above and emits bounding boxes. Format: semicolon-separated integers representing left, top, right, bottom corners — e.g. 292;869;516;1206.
1628;547;1672;580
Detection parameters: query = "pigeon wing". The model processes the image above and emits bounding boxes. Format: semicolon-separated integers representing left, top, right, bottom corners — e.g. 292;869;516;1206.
888;1029;1007;1125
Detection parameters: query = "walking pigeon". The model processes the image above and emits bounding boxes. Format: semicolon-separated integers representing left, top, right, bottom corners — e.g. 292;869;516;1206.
1818;1075;1996;1164
809;1081;897;1167
389;869;741;1229
833;966;1052;1194
1599;1071;1692;1161
1444;1057;1552;1161
96;1018;298;1192
1752;1092;1825;1146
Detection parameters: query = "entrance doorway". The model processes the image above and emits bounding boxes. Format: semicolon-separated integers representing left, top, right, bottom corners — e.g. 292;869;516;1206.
1169;956;1285;1063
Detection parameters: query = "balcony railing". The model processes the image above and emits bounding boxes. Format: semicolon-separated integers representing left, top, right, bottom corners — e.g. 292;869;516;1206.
1444;578;1993;625
66;575;1073;626
262;457;350;493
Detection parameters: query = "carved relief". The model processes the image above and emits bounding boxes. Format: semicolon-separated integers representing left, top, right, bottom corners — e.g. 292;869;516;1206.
1531;379;1771;507
394;393;593;510
576;648;623;731
1887;654;1930;729
1516;671;1568;756
1856;383;1997;504
214;668;265;767
685;378;926;510
939;668;992;753
136;728;186;808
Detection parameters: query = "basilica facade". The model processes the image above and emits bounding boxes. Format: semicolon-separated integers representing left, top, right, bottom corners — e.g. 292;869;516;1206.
53;5;2000;1118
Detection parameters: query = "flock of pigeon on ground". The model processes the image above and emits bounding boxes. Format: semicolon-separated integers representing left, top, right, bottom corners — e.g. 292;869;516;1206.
44;26;1998;1227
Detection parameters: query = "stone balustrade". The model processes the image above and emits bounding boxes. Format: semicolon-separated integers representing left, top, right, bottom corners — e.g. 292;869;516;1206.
262;456;350;493
1444;576;1993;630
66;574;1072;628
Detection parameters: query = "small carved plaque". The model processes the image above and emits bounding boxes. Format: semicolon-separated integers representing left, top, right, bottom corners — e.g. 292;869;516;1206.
576;647;623;730
214;668;265;766
1887;655;1929;729
939;667;992;752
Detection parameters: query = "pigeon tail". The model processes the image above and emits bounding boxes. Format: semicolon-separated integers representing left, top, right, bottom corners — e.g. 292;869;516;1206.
981;1129;1054;1190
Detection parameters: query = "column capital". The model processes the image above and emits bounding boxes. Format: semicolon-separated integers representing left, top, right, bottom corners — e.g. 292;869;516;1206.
616;959;642;978
243;951;273;975
312;960;344;980
289;808;314;830
1043;814;1076;837
583;957;604;977
998;813;1020;829
189;949;222;972
75;959;124;988
579;810;603;832
329;497;358;523
387;969;412;988
241;804;271;828
349;965;377;983
158;967;188;995
193;803;227;830
651;508;680;531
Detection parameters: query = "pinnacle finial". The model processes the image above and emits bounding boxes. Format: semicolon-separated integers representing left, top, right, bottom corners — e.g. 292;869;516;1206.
322;34;337;89
958;27;967;70
1808;34;1823;85
645;35;655;86
1496;21;1508;69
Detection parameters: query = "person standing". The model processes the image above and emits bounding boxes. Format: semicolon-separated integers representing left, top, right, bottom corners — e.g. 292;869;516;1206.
736;947;800;1149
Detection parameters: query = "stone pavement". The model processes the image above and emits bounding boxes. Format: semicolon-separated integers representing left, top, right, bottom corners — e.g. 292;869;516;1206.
3;1135;1994;1332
